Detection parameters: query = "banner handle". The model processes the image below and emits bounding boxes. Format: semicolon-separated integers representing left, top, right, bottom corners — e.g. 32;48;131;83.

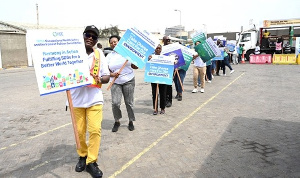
176;69;184;92
155;84;159;111
107;60;129;90
66;90;81;149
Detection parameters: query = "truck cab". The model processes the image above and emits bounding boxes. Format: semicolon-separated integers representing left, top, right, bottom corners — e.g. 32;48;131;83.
237;23;300;60
237;30;258;60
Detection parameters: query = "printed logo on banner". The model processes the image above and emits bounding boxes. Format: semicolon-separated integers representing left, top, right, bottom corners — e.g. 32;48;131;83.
26;29;91;96
161;43;186;69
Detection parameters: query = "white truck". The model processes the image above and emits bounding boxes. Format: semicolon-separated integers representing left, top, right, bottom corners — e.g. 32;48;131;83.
237;19;300;60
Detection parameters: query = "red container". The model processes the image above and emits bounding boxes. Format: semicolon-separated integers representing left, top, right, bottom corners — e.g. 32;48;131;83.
250;54;272;64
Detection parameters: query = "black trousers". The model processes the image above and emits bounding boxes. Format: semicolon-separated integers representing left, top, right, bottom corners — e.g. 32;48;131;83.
216;60;221;74
166;85;172;104
151;83;167;110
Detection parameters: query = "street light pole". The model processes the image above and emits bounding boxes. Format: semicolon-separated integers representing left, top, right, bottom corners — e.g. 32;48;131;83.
36;3;39;29
174;9;181;41
202;24;207;34
174;9;181;26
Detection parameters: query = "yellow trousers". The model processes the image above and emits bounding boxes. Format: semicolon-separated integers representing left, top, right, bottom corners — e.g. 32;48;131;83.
74;105;103;164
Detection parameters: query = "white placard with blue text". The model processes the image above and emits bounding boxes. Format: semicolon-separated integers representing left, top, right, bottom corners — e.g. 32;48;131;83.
144;55;175;85
114;27;159;69
26;29;91;96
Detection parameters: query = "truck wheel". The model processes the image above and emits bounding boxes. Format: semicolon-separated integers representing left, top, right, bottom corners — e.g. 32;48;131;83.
245;50;255;61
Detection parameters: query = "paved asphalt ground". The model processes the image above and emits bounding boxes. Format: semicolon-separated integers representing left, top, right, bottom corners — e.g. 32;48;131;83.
0;63;300;178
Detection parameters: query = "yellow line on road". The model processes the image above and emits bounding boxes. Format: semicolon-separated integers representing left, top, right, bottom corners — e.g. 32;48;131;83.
0;93;150;151
109;73;245;178
0;123;71;150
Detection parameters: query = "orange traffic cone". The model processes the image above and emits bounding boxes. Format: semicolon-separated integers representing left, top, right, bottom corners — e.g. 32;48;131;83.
241;52;245;64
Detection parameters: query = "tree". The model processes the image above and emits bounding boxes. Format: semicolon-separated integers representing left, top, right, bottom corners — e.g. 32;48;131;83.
99;25;120;38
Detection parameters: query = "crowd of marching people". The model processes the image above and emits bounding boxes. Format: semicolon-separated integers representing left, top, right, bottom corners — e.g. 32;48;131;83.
70;25;237;178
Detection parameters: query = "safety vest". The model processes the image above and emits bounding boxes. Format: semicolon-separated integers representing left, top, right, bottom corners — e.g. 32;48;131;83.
88;49;102;88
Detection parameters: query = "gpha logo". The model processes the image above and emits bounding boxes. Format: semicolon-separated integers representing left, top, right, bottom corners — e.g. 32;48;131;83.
53;32;64;37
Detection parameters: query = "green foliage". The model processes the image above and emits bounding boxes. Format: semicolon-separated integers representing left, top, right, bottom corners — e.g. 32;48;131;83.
99;25;120;38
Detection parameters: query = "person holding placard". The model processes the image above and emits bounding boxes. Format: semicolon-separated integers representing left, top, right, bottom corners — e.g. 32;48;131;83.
148;44;167;115
215;39;224;76
192;41;206;93
221;48;234;76
106;35;138;132
163;36;173;107
71;25;110;178
205;60;213;83
173;66;186;101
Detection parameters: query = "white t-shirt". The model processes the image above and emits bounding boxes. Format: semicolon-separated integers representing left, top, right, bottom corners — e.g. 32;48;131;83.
194;56;206;67
106;51;135;84
70;49;110;108
255;46;260;54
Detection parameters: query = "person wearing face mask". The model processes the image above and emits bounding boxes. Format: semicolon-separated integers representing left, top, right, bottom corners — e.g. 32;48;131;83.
71;25;110;178
106;35;138;132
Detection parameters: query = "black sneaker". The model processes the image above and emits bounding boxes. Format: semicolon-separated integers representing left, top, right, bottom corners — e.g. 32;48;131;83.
75;156;87;172
112;122;120;132
166;102;172;108
175;94;179;99
86;162;103;178
177;95;182;101
128;121;134;131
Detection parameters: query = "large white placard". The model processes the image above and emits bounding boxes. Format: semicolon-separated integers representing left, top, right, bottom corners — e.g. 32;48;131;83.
27;29;91;96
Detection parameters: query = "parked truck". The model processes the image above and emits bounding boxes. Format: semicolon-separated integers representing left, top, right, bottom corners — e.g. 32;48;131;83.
237;19;300;60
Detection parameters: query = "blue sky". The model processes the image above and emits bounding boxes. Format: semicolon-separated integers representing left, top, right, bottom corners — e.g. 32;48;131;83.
1;0;299;33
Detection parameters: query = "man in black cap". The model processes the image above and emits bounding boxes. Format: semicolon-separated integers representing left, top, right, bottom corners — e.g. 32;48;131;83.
70;25;110;178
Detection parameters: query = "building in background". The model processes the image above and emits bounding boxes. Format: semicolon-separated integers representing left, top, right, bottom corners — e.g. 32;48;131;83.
165;25;187;40
0;21;27;69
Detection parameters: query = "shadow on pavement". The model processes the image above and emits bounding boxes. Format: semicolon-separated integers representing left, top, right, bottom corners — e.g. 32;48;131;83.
195;117;300;177
0;144;77;178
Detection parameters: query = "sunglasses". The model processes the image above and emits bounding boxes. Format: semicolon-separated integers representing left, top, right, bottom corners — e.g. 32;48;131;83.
83;33;98;41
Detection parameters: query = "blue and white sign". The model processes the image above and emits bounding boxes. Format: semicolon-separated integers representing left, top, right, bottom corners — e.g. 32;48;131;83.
114;27;159;69
144;55;174;85
26;29;91;96
212;47;225;61
226;43;236;52
161;43;185;69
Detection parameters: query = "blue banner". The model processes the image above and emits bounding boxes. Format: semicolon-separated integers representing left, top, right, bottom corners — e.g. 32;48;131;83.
144;55;174;85
114;27;159;69
161;44;185;69
226;43;236;52
212;50;224;61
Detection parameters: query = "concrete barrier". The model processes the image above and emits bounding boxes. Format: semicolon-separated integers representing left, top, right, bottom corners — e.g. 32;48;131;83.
249;54;272;64
272;54;297;65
